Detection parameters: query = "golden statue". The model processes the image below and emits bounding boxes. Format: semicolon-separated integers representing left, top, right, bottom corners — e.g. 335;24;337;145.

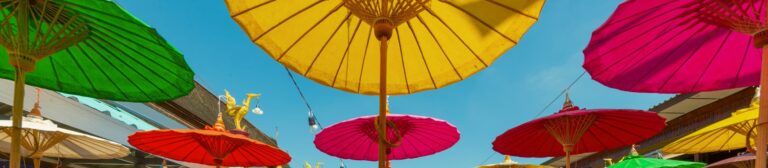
304;161;322;168
224;90;261;131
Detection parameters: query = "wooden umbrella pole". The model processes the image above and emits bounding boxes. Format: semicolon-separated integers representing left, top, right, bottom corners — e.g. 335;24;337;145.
10;70;26;168
378;35;389;168
757;45;768;168
563;145;573;168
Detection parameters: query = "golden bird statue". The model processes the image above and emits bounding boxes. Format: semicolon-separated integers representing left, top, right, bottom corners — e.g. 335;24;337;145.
304;161;322;168
224;90;261;131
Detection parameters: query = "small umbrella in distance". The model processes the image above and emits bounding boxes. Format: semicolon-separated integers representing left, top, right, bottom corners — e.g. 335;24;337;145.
477;155;552;168
493;94;666;168
609;145;705;168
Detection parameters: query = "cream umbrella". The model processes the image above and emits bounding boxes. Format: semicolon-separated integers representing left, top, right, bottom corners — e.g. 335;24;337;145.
0;89;130;168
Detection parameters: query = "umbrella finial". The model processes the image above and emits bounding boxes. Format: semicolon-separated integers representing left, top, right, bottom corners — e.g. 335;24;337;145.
559;91;579;113
205;112;227;131
28;88;42;117
503;155;512;164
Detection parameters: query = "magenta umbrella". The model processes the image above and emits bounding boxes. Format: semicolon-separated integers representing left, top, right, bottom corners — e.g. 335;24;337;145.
314;114;460;162
583;0;768;166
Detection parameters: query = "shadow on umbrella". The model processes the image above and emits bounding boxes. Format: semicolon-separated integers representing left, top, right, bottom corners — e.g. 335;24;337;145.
456;0;539;37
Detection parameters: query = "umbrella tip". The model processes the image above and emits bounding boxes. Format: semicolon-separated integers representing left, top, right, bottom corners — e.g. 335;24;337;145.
28;88;42;117
559;91;579;112
503;155;512;164
205;112;227;131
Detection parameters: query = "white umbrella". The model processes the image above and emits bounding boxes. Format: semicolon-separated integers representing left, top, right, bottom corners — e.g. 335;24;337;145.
0;89;129;168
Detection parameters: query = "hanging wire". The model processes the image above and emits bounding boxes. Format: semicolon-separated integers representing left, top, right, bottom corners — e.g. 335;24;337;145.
284;67;352;167
285;67;324;130
532;71;586;118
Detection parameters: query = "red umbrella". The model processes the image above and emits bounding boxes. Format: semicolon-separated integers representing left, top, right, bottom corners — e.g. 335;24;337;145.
492;95;665;168
582;0;768;165
128;113;290;167
314;114;460;162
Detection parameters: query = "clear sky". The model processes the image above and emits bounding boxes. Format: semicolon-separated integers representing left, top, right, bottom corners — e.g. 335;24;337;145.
114;1;672;168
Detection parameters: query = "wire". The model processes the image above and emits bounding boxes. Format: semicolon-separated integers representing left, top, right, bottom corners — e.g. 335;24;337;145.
532;71;586;118
285;67;313;113
479;152;498;165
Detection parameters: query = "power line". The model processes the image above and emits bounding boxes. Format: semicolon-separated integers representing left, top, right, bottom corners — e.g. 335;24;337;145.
532;71;586;118
285;67;324;129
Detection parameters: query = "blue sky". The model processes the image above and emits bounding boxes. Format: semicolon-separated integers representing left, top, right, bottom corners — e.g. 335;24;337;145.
114;1;672;168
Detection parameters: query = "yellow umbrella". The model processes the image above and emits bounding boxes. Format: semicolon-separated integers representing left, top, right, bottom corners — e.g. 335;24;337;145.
662;98;759;154
225;1;544;167
477;156;552;168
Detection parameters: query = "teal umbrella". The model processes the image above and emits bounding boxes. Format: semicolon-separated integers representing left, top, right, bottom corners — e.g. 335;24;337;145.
0;0;195;167
609;146;705;168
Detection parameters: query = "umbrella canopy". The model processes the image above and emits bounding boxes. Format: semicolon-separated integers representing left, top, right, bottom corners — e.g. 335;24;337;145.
476;156;552;168
582;0;768;166
492;95;665;168
582;0;763;93
314;114;459;161
128;113;291;167
707;153;759;168
608;154;705;168
0;91;129;168
0;0;195;102
225;0;544;95
226;1;543;167
0;1;195;167
662;98;759;154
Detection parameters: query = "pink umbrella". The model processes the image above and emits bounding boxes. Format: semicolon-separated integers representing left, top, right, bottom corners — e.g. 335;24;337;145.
314;114;459;162
583;0;768;166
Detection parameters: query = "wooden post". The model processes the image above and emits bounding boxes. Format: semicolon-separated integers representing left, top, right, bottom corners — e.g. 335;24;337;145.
10;70;25;168
756;45;768;168
378;36;389;168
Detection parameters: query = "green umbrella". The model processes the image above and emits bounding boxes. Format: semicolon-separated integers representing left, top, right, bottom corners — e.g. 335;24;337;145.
0;0;194;167
609;146;705;168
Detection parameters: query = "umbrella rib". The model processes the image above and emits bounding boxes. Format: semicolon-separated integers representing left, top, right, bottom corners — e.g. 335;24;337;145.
252;0;327;42
418;3;488;67
437;0;517;43
81;40;153;100
332;18;364;86
689;31;733;91
625;21;706;90
276;3;345;61
415;15;463;80
484;0;539;20
589;122;627;151
82;22;186;71
89;28;188;83
596;17;703;80
729;37;754;88
63;48;99;96
303;12;353;76
62;1;142;25
405;20;438;89
395;27;412;94
657;29;726;91
591;8;697;76
47;55;64;90
73;43;130;99
583;126;609;154
89;35;177;98
356;26;373;93
716;129;739;152
229;0;276;18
